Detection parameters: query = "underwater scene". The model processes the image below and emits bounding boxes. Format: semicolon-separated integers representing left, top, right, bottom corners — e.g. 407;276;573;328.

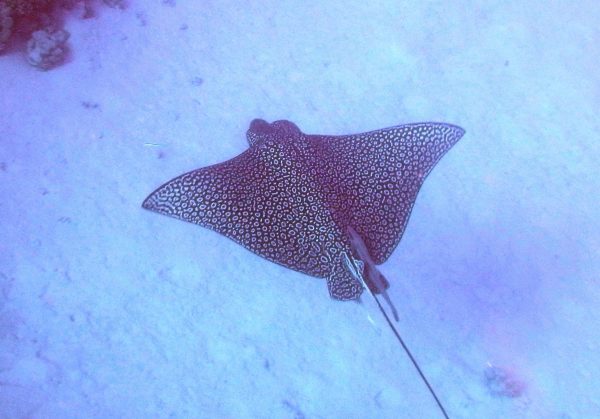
0;1;598;418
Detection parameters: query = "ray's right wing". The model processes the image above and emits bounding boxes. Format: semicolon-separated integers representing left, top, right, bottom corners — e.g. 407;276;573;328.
309;123;465;265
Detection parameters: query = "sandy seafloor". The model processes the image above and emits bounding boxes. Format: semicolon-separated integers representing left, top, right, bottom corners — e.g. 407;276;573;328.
1;1;599;418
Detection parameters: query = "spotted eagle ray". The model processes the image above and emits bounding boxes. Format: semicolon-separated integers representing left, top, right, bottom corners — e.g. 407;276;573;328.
142;119;464;418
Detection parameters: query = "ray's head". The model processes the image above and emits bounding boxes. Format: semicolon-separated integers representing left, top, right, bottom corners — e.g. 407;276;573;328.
246;119;302;147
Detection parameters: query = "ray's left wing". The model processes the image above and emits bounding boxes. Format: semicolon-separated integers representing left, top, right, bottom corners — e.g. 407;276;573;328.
142;129;340;279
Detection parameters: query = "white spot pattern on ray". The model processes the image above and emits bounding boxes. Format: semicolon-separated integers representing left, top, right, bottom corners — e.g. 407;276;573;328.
142;119;464;300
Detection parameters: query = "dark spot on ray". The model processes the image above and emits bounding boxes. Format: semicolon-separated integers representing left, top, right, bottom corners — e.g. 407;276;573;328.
143;119;464;301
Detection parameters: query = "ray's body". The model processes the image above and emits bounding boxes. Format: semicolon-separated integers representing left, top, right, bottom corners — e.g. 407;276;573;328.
143;119;464;300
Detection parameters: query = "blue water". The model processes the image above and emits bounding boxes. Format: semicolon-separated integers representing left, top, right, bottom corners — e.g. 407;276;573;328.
1;1;599;418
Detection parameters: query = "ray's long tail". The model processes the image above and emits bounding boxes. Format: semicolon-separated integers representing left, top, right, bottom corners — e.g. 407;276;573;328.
365;286;450;419
345;226;450;418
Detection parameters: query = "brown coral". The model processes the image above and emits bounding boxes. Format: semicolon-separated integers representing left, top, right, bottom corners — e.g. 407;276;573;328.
0;0;122;69
26;27;69;70
3;0;52;17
